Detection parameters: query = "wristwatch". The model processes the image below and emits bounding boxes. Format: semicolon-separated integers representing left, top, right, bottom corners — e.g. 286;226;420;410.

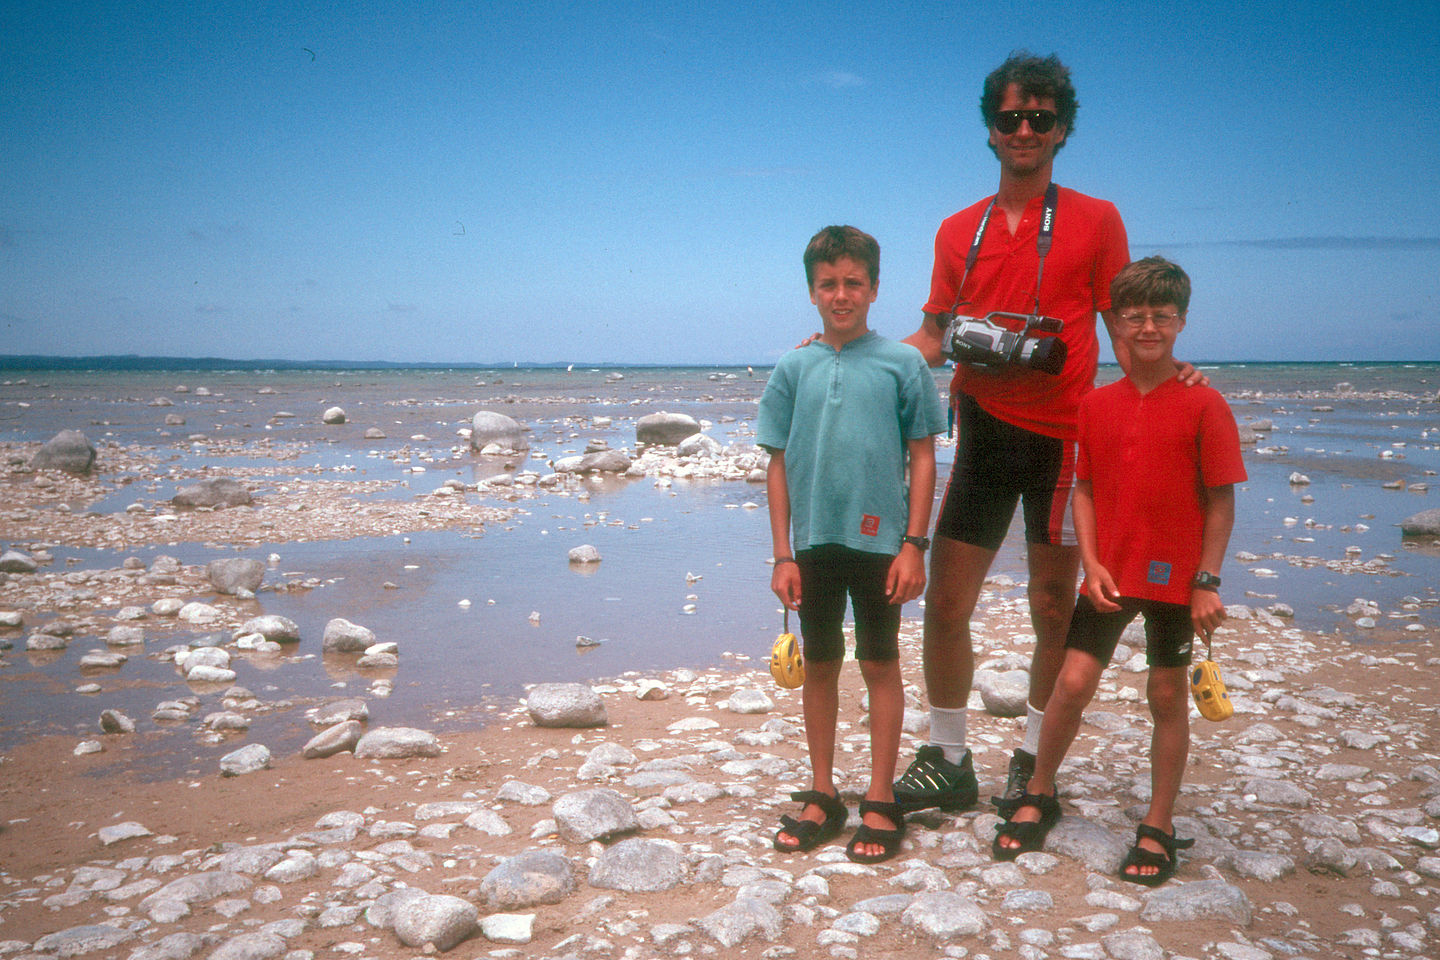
1192;571;1222;592
902;535;931;552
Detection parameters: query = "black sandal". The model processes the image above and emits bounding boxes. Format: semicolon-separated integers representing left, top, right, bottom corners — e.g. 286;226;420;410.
845;800;906;864
991;791;1061;861
773;790;848;852
1119;823;1195;886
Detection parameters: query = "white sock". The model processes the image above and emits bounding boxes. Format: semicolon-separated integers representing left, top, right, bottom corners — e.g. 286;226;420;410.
929;707;968;764
1021;701;1045;756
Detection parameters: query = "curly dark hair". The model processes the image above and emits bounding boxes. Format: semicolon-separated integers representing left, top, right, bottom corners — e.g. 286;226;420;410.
803;225;880;289
980;51;1078;153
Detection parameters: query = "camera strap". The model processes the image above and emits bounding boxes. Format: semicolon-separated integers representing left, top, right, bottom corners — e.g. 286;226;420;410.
949;182;1058;316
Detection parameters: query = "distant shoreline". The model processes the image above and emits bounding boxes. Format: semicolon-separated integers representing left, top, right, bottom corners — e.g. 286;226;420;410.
2;354;1438;373
0;355;757;373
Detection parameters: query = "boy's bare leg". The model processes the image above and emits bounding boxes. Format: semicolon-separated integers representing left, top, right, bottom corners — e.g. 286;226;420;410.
1127;665;1191;878
921;536;995;709
776;658;844;849
854;657;903;858
999;648;1103;849
1023;542;1082;711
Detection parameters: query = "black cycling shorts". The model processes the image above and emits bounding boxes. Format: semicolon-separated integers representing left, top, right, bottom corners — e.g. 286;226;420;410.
1065;593;1195;668
934;394;1077;550
795;544;901;663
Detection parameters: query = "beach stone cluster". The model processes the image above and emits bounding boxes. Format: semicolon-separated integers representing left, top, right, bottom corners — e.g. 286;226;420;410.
2;381;1438;958
4;616;1438;959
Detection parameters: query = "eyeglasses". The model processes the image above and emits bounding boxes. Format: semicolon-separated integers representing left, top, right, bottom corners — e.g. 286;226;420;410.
1117;312;1182;329
993;109;1058;135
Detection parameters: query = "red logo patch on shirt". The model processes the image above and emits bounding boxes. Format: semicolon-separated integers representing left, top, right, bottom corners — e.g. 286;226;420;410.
860;515;880;537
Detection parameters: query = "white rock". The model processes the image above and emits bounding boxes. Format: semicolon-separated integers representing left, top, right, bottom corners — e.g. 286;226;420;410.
480;912;535;944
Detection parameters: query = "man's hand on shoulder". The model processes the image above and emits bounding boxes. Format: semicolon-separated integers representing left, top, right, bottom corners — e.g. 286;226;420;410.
795;332;822;349
1174;359;1210;388
902;313;948;367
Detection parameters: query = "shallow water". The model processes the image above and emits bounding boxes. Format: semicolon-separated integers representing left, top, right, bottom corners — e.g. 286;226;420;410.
2;362;1437;764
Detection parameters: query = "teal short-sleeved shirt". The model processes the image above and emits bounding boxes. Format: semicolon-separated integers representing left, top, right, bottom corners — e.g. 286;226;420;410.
756;331;947;556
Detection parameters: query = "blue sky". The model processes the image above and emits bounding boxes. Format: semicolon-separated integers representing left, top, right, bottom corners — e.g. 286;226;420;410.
3;0;1437;364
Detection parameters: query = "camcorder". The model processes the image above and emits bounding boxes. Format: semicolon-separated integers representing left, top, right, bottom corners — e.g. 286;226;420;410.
939;311;1067;375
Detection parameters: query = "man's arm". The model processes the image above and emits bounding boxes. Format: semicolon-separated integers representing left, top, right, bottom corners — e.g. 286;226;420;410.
1101;309;1130;373
1073;477;1121;611
765;449;801;609
1191;483;1235;635
886;436;936;604
902;312;948;368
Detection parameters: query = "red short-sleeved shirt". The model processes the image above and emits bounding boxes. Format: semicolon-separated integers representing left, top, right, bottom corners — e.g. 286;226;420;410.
925;186;1129;440
1076;378;1247;605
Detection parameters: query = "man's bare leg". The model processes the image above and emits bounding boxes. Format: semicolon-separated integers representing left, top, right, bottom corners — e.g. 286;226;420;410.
922;535;998;710
1022;541;1081;714
892;535;993;812
997;649;1103;850
991;540;1080;803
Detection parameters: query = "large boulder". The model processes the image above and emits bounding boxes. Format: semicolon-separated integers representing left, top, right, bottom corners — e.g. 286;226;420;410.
678;433;723;458
552;788;638;843
235;614;301;644
393;894;477;951
0;550;39;574
30;430;96;474
526;683;607;728
565;450;633;474
208;558;265;595
1401;508;1440;537
354;727;442;759
302;721;364;759
173;478;253;509
479;850;576;909
322;617;375;653
636;412;701;446
470;411;528;452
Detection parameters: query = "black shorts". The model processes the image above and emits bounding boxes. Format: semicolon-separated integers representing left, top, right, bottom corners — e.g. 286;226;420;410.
934;394;1076;550
1064;593;1195;669
795;544;900;663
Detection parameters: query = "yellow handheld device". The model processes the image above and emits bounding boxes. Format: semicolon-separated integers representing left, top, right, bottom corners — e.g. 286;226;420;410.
1190;630;1233;722
770;609;804;689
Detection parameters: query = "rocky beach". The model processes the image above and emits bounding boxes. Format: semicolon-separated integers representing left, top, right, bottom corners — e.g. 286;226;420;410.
2;364;1439;960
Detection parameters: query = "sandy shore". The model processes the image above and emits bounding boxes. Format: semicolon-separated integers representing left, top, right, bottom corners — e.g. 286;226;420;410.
2;436;1440;959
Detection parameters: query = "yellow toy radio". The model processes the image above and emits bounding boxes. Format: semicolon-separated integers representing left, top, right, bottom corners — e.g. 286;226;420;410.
1190;630;1233;722
770;609;804;689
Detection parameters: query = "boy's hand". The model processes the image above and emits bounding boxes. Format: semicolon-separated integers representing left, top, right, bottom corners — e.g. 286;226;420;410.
885;547;926;605
1191;587;1226;635
771;561;802;610
1083;566;1122;612
1174;360;1210;388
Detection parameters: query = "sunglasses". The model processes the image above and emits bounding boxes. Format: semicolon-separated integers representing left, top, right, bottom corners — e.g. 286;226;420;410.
993;109;1058;135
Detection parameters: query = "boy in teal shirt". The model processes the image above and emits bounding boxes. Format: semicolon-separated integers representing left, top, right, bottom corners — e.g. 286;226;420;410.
757;225;946;863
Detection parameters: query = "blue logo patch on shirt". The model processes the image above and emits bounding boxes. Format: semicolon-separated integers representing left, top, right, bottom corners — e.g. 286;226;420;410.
1147;561;1172;585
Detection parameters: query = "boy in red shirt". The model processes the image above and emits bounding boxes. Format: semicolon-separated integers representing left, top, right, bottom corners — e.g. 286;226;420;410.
991;257;1246;886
